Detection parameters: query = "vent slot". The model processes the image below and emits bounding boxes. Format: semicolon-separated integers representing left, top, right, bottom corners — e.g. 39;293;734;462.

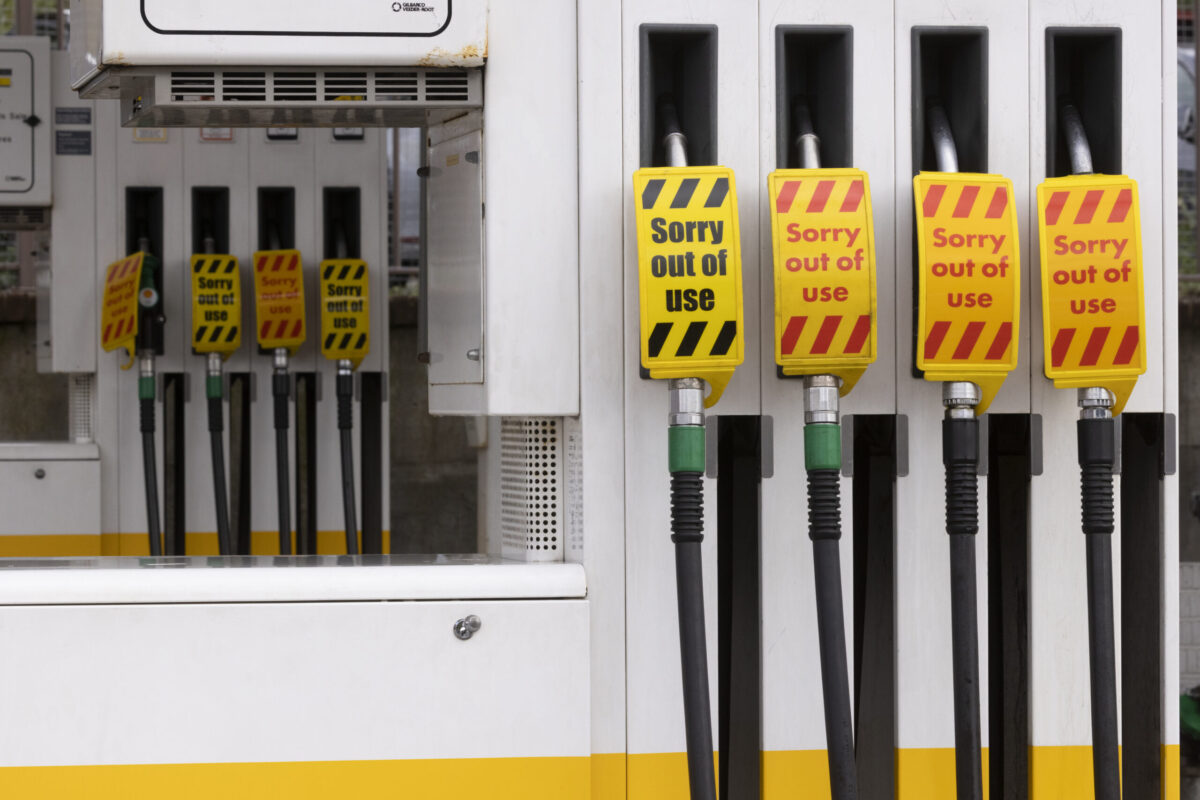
425;70;470;101
272;72;318;102
500;418;564;563
325;71;368;102
221;71;266;102
170;71;215;102
376;71;420;102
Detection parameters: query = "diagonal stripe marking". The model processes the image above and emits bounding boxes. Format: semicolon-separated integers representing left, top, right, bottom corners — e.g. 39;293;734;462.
323;264;336;280
709;321;737;356
355;334;367;350
1107;189;1133;224
704;178;729;209
1080;327;1110;366
354;264;366;280
922;184;947;218
324;333;336;350
195;326;208;343
1051;328;1075;367
290;320;303;339
780;316;806;356
260;321;272;340
839;181;864;214
641;179;666;210
1074;190;1105;225
807;181;836;214
272;254;285;272
256;255;269;273
984;187;1008;219
775;181;801;215
226;327;238;343
1112;325;1139;365
843;315;871;354
339;264;352;280
1044;191;1070;226
209;327;223;343
985;322;1012;361
952;185;980;219
811;316;842;355
953;321;986;360
671;179;700;209
676;321;706;357
924;320;951;360
647;322;672;358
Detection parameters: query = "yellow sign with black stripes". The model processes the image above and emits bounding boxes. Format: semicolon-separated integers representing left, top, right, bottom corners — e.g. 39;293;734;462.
633;166;743;407
320;259;370;368
190;254;242;356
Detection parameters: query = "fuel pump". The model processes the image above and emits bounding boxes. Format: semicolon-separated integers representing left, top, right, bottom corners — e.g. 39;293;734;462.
320;241;370;557
191;237;242;557
767;100;878;800
913;106;1021;800
1037;105;1146;800
632;97;744;800
101;243;165;556
252;245;307;555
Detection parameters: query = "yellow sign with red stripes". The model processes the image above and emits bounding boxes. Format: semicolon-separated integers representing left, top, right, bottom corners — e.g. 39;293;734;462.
252;249;306;352
190;254;242;357
100;252;145;360
320;259;370;369
634;166;743;408
914;172;1020;414
769;168;876;393
1037;174;1145;414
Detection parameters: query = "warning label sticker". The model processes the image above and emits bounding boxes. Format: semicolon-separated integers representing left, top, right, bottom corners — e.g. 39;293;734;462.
253;250;306;352
320;259;370;368
633;166;743;405
100;253;144;358
1037;174;1145;412
769;168;876;391
914;172;1021;412
190;254;242;356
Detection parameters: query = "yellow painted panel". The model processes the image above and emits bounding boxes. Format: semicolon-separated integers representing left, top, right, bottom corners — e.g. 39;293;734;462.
761;749;832;797
1164;745;1179;800
896;747;989;800
627;752;718;800
0;532;390;559
592;753;626;799
0;756;589;800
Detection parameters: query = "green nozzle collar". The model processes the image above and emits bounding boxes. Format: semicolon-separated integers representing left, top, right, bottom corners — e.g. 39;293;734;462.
138;375;156;401
804;423;842;471
206;374;223;400
669;425;705;474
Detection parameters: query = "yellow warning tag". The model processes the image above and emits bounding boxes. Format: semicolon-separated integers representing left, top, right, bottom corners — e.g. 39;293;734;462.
914;172;1021;414
100;252;145;362
320;259;370;369
190;254;242;357
633;166;743;408
252;249;306;352
1037;174;1144;415
769;168;877;394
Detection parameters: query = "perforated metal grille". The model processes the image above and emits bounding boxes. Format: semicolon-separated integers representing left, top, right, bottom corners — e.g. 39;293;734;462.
165;68;475;107
69;374;94;444
499;418;563;562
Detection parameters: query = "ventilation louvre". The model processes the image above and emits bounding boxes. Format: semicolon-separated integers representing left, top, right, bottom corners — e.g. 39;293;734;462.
500;418;564;563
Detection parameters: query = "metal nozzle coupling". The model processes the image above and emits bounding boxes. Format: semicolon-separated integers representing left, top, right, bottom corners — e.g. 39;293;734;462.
139;354;155;381
803;374;840;425
206;352;222;378
943;381;981;419
1078;386;1114;420
274;347;290;372
337;358;353;378
668;377;705;428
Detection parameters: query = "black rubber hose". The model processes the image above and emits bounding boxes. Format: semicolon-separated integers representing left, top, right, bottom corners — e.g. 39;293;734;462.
670;471;716;800
208;396;233;557
274;372;291;555
1078;417;1119;800
943;417;982;800
140;397;161;558
808;468;857;800
337;373;358;556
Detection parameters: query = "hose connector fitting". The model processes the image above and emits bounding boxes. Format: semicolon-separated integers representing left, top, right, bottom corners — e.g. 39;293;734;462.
803;374;840;425
1078;386;1114;420
943;381;981;419
668;378;705;428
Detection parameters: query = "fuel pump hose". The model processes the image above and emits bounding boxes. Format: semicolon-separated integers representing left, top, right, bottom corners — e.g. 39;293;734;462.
207;374;234;556
943;416;983;800
668;421;716;800
805;422;858;800
273;368;292;555
337;368;359;556
139;373;162;558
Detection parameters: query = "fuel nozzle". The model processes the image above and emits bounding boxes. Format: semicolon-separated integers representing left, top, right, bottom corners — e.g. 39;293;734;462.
136;237;165;357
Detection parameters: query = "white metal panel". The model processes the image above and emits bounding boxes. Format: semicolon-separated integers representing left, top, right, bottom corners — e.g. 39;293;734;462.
0;598;588;766
757;1;896;761
0;38;51;207
621;0;760;760
893;0;1032;753
0;458;100;536
48;51;97;374
481;0;579;416
577;0;630;762
427;123;485;387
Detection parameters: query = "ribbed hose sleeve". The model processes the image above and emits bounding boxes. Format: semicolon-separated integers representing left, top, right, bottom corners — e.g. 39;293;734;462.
140;397;161;558
273;373;291;555
208;396;232;556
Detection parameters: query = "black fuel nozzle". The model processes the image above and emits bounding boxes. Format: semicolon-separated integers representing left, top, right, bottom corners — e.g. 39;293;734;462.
135;242;165;357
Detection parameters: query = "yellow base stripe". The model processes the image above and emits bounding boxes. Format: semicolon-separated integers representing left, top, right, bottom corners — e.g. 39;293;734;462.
591;753;626;799
626;752;717;800
762;749;835;797
1164;744;1180;800
0;532;391;558
0;757;589;799
897;747;990;799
